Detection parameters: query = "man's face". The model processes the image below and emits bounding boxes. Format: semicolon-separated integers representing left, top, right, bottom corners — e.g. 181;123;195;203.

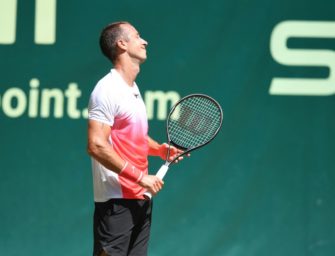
121;24;148;63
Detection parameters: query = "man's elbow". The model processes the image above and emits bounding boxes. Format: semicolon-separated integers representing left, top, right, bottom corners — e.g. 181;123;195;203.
87;143;94;157
87;139;99;158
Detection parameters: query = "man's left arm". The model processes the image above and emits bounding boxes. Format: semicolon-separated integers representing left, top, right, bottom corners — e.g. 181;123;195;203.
148;136;166;159
148;136;187;162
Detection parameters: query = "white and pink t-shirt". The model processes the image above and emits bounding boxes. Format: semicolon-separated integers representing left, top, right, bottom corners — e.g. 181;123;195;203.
88;69;149;201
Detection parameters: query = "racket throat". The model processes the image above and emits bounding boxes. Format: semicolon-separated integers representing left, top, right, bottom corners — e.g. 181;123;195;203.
170;141;187;151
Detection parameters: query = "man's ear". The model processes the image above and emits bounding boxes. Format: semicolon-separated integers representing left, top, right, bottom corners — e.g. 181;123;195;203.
116;39;127;51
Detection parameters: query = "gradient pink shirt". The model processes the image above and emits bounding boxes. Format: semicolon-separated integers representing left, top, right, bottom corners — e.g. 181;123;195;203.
88;69;148;201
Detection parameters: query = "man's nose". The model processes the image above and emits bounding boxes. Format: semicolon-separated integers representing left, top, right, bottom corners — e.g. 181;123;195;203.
142;38;148;46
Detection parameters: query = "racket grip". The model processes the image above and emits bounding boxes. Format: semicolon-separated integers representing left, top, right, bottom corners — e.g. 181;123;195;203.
143;164;169;200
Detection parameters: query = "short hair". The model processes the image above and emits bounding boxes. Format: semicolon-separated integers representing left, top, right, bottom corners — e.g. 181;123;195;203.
99;21;130;64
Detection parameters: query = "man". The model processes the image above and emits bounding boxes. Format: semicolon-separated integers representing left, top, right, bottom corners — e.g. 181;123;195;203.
87;21;182;256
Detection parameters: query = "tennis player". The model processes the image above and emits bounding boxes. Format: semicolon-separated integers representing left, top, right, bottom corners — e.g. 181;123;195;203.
87;21;182;256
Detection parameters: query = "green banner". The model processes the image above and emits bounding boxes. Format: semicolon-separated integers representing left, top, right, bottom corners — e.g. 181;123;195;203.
1;0;334;255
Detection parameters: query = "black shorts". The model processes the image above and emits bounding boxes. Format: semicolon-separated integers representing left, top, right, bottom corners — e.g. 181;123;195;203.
93;199;153;256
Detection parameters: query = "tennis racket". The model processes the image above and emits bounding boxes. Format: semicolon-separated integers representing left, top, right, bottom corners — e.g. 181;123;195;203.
143;94;223;199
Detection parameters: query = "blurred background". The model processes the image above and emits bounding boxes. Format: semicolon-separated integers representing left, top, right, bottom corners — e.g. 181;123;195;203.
0;0;334;255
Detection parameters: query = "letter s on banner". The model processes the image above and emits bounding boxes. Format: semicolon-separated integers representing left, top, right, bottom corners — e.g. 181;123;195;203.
269;20;335;96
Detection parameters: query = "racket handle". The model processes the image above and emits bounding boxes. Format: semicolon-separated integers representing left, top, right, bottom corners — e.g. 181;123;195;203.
156;164;169;179
143;164;169;200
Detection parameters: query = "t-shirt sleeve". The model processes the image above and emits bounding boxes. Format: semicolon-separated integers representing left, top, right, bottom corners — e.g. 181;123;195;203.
88;85;116;126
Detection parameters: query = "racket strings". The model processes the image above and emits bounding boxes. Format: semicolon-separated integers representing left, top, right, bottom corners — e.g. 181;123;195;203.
168;96;222;149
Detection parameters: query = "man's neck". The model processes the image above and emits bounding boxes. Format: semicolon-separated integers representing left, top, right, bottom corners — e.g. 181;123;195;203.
114;62;140;87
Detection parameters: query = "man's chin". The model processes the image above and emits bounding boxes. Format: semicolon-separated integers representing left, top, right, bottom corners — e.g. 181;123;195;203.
139;56;147;64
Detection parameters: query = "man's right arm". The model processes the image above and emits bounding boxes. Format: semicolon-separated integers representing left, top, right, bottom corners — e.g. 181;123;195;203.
87;119;163;195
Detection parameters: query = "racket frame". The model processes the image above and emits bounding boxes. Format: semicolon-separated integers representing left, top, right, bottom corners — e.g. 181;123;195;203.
143;93;223;199
165;93;223;166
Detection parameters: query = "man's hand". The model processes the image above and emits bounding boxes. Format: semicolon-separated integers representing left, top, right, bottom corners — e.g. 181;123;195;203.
148;137;190;163
157;143;190;163
138;174;164;196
